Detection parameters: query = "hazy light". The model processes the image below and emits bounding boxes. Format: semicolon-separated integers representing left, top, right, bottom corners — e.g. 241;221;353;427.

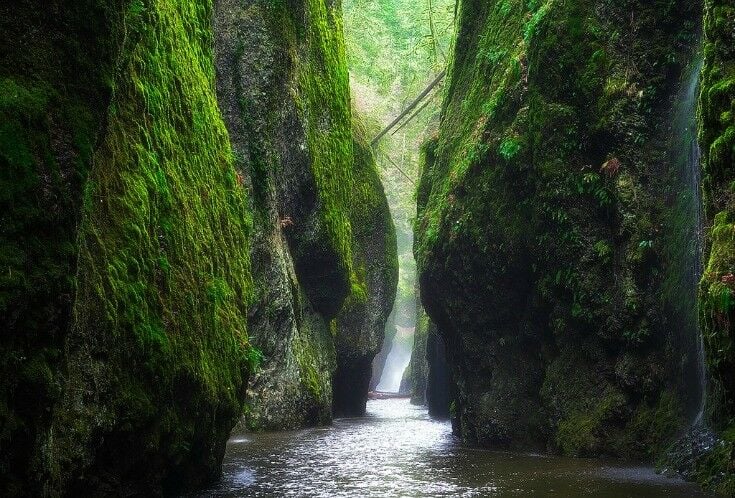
376;326;413;392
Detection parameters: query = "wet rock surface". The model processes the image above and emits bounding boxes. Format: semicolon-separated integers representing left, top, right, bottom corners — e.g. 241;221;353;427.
214;0;397;428
415;0;703;457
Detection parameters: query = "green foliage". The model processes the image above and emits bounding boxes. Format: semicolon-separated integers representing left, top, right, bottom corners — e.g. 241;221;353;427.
498;136;522;160
689;425;735;495
344;0;454;93
576;172;612;207
592;240;612;261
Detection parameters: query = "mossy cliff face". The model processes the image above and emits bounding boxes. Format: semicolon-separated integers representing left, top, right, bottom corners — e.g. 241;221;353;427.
333;117;398;416
700;0;735;432
0;2;117;493
416;0;700;457
696;0;735;491
214;0;397;427
1;0;256;495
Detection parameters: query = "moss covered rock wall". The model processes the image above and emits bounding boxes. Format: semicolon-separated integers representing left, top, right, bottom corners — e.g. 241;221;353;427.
333;116;398;416
214;0;397;428
1;0;257;494
416;0;701;457
0;2;118;493
695;0;735;491
1;0;397;492
700;0;735;431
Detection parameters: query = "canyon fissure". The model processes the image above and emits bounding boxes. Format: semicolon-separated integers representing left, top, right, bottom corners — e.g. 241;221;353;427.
1;0;734;496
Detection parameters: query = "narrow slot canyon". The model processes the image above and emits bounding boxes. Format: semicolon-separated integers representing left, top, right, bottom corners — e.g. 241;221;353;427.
1;1;734;497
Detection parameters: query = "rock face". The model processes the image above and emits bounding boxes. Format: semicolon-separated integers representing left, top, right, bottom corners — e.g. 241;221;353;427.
0;2;115;493
214;0;397;427
416;0;702;457
425;325;451;419
0;0;398;493
409;305;451;417
213;0;343;430
693;0;735;492
1;0;256;495
333;118;398;416
700;0;735;437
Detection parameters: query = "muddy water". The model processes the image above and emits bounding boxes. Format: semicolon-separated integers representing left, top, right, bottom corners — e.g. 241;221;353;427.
201;399;710;497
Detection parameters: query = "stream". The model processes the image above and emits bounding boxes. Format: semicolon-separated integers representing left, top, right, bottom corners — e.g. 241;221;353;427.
201;399;710;497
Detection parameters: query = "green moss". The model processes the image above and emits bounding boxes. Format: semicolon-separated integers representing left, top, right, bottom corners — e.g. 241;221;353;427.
296;0;356;284
622;391;685;459
700;211;735;426
556;390;626;457
295;329;325;399
699;0;735;442
38;0;257;492
347;112;398;303
0;2;120;490
696;2;735;488
73;0;253;395
416;0;701;454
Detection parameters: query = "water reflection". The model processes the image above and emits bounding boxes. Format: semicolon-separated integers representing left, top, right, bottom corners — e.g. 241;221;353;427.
201;399;710;497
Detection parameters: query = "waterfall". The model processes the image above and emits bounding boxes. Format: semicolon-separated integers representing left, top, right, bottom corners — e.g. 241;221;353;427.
674;55;707;425
376;326;414;393
689;74;707;427
688;59;707;426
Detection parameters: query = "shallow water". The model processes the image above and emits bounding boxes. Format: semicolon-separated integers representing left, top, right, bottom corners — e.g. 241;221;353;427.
202;399;710;497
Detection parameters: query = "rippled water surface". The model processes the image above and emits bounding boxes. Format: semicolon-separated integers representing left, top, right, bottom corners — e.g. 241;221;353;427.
202;399;710;497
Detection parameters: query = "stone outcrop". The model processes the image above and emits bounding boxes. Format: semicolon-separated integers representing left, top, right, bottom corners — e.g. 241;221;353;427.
416;0;703;457
333;117;398;417
213;0;397;428
1;1;256;495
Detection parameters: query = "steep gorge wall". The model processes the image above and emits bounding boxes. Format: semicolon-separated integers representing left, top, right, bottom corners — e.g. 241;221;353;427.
333;118;398;416
214;0;397;427
1;0;256;495
694;0;735;491
0;0;397;494
0;2;117;492
700;0;735;432
416;0;702;458
214;0;346;430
